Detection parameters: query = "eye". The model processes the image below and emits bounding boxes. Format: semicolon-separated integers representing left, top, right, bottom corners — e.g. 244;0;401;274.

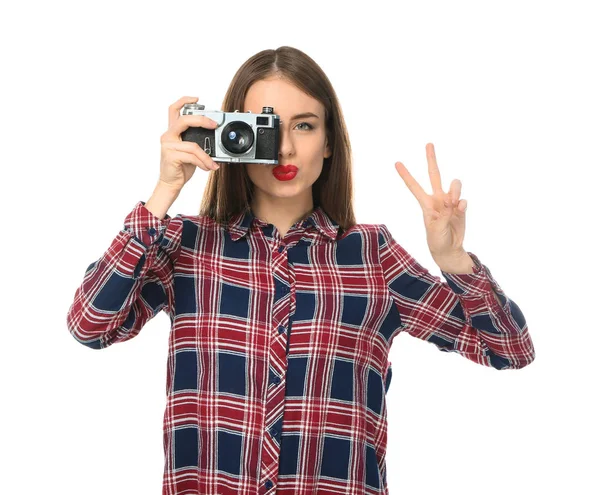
294;122;314;131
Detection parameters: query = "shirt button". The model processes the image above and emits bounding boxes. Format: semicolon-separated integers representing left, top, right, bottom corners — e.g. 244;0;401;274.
271;374;281;385
147;227;156;236
270;427;278;437
277;245;285;253
278;325;285;334
265;479;273;489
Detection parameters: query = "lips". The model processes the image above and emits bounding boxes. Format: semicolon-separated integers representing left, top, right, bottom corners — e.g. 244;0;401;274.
273;164;298;174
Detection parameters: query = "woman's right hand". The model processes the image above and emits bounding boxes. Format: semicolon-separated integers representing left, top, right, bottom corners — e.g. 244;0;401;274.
158;96;220;192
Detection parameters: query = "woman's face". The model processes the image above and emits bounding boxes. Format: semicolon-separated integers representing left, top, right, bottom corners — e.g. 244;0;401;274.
243;76;331;205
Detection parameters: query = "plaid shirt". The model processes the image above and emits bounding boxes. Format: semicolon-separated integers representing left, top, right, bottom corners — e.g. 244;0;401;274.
67;200;535;495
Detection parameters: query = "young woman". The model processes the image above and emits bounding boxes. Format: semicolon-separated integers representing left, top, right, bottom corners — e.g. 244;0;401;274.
66;46;535;495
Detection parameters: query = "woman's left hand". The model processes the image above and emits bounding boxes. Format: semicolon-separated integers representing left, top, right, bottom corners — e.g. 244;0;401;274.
394;143;468;263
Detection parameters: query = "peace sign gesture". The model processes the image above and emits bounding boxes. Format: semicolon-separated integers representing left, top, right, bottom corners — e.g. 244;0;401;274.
394;143;469;264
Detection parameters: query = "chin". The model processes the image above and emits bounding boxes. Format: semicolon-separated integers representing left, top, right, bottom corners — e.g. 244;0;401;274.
262;182;307;197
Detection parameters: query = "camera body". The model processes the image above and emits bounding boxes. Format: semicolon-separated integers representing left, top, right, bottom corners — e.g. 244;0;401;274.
180;104;280;164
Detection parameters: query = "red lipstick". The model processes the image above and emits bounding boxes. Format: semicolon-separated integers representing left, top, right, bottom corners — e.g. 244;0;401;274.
272;164;298;181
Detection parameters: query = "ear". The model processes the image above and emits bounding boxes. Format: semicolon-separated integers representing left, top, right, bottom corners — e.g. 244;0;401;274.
324;138;332;159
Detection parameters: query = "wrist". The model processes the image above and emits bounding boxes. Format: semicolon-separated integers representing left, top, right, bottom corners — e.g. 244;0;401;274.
434;250;474;274
145;181;181;221
156;179;182;198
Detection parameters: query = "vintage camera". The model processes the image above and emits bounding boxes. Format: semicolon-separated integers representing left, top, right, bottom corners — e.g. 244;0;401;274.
180;104;280;164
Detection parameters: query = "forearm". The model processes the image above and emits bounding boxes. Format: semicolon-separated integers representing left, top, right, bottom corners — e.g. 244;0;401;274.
145;181;181;220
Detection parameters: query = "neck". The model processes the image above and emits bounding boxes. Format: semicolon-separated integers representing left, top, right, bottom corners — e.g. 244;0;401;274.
250;192;314;238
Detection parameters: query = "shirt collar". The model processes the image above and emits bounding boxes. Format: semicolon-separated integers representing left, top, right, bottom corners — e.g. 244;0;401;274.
227;206;340;242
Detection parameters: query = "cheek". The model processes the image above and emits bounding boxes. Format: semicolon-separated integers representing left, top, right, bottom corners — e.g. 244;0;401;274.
311;162;324;179
308;151;325;174
245;163;266;184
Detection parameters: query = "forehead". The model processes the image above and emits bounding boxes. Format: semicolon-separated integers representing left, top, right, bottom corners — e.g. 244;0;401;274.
243;77;323;118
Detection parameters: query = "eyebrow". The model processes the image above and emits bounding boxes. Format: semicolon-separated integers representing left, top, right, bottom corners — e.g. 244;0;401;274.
288;112;320;120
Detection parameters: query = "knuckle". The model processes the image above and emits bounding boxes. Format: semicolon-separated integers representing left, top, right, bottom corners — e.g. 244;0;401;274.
160;133;173;144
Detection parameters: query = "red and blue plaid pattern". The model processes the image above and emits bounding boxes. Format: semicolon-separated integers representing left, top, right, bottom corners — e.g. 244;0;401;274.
67;200;535;494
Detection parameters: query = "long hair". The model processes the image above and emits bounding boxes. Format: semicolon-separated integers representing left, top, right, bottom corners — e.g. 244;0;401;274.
199;46;356;231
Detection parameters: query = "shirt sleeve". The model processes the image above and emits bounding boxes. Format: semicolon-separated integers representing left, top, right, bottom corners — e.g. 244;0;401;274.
66;200;184;349
377;224;535;370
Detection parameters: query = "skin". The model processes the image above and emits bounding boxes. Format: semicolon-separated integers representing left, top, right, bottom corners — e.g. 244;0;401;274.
394;143;469;264
243;76;332;238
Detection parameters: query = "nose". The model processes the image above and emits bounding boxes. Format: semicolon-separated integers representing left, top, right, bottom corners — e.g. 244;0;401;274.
278;126;294;158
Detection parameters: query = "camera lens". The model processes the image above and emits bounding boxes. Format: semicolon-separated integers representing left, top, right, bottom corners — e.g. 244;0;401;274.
221;121;254;154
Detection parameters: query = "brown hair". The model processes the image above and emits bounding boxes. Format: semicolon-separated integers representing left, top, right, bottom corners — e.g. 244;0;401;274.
198;46;356;232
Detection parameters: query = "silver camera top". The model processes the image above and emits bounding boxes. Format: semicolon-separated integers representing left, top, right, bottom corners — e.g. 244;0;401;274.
182;104;279;127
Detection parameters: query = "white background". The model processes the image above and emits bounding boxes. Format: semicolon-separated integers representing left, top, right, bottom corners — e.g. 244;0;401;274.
1;0;598;493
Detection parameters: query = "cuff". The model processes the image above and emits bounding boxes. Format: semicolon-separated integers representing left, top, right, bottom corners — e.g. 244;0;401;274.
123;200;172;248
440;252;504;299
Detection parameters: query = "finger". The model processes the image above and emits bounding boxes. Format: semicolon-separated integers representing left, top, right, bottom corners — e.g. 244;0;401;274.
447;197;467;213
169;149;214;171
169;141;219;170
449;179;462;205
162;115;219;142
426;143;444;194
395;161;428;208
167;141;219;170
168;96;199;129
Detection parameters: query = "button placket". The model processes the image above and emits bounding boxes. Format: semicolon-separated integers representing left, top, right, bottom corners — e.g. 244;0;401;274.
261;234;293;488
